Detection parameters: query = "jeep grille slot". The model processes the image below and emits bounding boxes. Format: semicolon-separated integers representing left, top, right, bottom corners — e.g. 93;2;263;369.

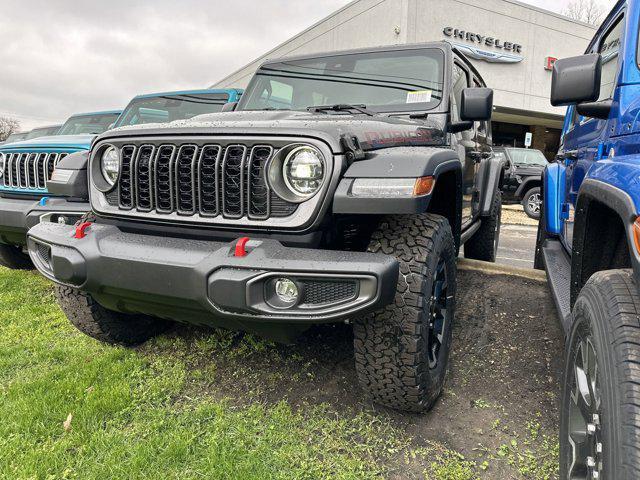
1;151;68;192
108;142;298;222
118;146;136;209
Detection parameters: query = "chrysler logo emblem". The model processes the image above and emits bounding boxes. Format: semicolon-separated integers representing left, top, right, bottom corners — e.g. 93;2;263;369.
443;27;524;63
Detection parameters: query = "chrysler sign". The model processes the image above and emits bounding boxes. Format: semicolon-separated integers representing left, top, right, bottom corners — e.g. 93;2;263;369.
443;27;524;63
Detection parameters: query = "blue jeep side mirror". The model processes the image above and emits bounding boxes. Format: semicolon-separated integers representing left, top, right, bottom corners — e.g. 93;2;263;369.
551;53;601;106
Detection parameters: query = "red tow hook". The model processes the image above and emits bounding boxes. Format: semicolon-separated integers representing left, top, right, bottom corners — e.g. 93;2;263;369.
234;236;250;257
74;221;92;239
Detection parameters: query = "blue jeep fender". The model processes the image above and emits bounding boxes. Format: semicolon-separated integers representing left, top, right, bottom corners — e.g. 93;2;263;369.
543;162;566;235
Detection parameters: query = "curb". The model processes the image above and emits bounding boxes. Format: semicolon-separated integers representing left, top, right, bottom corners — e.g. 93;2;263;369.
457;258;547;282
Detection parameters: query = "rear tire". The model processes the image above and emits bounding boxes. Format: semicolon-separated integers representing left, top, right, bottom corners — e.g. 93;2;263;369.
353;213;456;412
560;269;640;480
522;187;541;219
464;190;502;262
55;285;170;345
0;244;33;270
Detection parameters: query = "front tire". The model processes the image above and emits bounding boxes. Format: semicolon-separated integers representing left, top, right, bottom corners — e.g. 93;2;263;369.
560;270;640;480
0;243;33;270
522;187;541;219
55;285;170;345
353;214;456;412
464;190;502;262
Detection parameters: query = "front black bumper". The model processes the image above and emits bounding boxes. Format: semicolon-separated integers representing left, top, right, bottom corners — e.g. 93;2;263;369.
27;222;399;327
0;196;88;246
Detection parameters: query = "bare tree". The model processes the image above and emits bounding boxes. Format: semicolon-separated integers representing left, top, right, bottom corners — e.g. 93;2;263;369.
563;0;606;25
0;116;21;142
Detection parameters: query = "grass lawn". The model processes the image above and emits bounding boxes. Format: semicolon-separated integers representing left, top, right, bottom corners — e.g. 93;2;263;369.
0;267;412;479
0;266;560;479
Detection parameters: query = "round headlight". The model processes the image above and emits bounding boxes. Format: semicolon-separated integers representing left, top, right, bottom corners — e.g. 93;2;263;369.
0;153;5;178
100;146;119;186
283;146;324;197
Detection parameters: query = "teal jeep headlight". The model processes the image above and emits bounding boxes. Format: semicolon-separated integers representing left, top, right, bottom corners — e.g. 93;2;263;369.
100;146;120;186
282;145;325;197
0;153;5;178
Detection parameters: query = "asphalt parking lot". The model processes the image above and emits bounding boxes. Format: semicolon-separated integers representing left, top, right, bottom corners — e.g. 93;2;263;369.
495;205;538;269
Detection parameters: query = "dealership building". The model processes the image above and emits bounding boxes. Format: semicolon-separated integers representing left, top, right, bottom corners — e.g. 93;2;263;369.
213;0;597;158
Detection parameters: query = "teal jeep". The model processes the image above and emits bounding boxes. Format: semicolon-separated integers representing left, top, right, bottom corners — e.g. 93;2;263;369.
0;89;242;269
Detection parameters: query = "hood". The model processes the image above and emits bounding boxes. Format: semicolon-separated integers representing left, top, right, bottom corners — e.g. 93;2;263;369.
104;110;447;152
1;134;95;150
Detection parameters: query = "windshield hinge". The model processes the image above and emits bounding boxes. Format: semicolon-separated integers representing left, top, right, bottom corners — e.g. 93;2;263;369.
340;135;366;163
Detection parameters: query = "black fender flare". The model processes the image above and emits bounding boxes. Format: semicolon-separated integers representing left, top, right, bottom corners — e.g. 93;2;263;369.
514;176;542;199
47;150;89;199
571;179;640;305
477;154;505;216
332;147;461;214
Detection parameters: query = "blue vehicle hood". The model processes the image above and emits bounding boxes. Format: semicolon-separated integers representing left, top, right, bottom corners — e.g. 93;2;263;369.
1;134;95;150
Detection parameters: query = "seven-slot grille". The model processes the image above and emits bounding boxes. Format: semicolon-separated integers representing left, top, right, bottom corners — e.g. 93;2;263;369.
112;143;297;220
2;152;69;191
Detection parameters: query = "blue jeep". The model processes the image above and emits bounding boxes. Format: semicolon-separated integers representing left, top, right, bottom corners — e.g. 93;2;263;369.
0;89;242;269
535;0;640;477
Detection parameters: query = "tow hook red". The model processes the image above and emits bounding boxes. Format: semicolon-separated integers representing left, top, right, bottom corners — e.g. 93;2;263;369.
74;222;92;239
234;237;250;257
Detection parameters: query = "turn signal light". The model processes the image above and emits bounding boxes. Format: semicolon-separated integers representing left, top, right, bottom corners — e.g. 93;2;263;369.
413;176;435;196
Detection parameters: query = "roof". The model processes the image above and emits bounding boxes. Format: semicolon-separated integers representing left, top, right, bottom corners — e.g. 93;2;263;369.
132;88;242;100
67;110;123;118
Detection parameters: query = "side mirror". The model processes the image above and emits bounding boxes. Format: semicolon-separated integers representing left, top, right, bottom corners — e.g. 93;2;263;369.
222;101;238;112
551;53;601;106
460;88;493;121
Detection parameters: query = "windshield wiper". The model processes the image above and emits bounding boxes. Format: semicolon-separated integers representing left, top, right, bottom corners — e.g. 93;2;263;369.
307;104;377;116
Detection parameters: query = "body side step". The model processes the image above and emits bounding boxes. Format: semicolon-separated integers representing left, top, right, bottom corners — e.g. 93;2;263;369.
541;238;572;334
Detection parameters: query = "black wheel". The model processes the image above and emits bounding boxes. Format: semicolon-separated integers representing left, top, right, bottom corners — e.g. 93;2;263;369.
522;187;541;219
0;243;33;270
55;285;170;345
561;269;640;480
353;213;456;412
464;190;502;262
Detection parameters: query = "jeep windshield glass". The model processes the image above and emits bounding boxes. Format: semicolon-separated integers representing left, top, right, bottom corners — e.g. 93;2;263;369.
239;48;444;114
507;148;548;166
58;113;121;135
24;125;62;140
115;92;229;127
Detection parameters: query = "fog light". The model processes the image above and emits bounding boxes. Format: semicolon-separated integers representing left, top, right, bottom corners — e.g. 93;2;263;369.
275;278;299;303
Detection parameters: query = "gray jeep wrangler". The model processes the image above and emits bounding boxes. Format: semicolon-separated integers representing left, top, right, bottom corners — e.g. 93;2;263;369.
27;42;503;412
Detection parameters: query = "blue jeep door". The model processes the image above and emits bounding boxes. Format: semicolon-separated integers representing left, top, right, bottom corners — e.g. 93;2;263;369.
560;13;624;251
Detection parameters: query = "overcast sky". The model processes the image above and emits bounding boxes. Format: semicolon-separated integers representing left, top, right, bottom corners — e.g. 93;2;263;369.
0;0;607;130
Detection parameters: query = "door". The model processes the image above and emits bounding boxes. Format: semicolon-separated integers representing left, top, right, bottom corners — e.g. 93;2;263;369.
450;62;477;229
560;14;623;250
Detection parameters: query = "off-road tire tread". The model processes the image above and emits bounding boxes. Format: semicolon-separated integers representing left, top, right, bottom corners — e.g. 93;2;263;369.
464;190;502;262
566;270;640;479
55;285;169;345
0;244;33;270
353;213;456;412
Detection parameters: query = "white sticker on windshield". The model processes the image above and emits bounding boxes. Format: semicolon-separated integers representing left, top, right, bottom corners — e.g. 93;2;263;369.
406;90;432;103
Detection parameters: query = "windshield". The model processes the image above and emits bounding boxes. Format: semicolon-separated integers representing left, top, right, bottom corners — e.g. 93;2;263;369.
506;149;548;166
115;92;229;127
24;126;61;140
58;113;121;135
239;48;444;113
5;133;26;143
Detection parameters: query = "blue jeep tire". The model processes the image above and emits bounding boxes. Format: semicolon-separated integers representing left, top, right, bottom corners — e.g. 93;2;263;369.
561;269;640;480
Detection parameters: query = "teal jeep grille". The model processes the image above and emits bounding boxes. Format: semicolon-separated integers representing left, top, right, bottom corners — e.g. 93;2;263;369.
1;152;69;193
